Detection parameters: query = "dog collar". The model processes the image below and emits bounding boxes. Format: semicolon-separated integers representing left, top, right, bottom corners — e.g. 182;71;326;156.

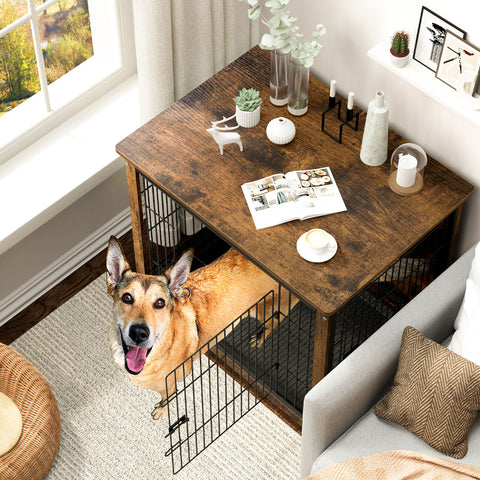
180;287;191;298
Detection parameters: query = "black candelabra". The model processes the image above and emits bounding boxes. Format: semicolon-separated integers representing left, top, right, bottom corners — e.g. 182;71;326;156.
321;81;359;144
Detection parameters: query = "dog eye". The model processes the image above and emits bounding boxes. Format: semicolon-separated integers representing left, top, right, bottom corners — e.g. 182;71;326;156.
122;293;134;305
153;298;165;309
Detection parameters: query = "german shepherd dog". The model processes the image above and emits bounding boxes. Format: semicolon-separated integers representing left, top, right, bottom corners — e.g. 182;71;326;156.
106;236;295;419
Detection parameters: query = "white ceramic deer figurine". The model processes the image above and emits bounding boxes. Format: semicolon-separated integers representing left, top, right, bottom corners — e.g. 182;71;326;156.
207;114;243;155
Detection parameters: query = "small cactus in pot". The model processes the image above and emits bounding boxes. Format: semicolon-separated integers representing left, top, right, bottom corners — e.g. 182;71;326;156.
234;88;262;127
390;31;410;67
391;31;409;56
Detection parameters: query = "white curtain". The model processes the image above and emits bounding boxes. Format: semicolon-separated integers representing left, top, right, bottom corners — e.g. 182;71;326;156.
133;0;259;123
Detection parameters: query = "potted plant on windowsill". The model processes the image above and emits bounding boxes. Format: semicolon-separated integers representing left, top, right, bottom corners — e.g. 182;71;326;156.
390;31;410;68
234;88;263;128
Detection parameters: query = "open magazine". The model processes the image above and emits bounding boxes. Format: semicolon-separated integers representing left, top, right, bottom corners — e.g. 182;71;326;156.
241;167;347;230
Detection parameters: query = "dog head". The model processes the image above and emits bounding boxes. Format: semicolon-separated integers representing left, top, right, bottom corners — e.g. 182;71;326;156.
106;236;193;376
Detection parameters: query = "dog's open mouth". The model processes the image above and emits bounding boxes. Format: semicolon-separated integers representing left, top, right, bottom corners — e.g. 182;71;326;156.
120;331;152;375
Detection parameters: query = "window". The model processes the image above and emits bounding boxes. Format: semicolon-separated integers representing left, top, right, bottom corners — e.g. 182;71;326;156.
0;0;135;164
0;0;94;114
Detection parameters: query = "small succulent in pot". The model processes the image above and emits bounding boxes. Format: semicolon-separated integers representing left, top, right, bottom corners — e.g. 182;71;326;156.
390;31;410;67
234;88;263;128
234;88;263;112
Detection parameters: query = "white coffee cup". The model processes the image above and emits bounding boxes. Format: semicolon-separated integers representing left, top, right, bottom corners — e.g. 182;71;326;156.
304;229;329;253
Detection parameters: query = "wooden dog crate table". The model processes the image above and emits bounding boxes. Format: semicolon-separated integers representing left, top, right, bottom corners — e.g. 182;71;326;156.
116;47;473;473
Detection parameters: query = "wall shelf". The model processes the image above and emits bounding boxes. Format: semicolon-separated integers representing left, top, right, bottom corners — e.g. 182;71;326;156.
368;41;480;127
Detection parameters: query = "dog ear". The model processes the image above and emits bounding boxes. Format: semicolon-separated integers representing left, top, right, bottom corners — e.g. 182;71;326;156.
166;249;194;296
106;236;131;291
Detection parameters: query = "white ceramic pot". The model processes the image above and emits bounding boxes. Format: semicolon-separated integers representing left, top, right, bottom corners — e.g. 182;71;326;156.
235;105;261;128
390;51;410;68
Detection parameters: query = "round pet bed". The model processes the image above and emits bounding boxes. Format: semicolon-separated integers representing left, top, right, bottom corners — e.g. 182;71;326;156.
0;342;61;479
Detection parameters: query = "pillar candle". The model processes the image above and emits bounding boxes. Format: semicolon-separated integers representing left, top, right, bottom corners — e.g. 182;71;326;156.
347;92;354;110
329;80;336;97
396;153;418;188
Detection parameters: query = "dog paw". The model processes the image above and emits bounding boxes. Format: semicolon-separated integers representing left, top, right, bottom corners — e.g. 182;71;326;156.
151;402;168;420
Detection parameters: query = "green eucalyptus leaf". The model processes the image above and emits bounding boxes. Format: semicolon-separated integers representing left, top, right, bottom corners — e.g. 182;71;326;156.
248;5;262;19
260;33;276;49
303;57;314;68
316;24;326;35
268;16;280;28
265;0;282;8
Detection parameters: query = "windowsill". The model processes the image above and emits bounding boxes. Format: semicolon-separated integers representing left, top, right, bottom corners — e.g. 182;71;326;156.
0;74;140;256
0;56;125;158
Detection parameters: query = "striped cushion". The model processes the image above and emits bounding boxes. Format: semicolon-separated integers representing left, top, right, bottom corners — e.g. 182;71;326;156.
374;326;480;459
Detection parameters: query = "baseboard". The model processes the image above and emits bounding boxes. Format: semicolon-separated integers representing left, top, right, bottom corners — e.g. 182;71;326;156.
0;208;132;327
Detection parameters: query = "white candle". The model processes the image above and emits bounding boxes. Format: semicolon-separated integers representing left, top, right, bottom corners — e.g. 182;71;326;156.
347;91;354;110
396;153;418;188
329;80;336;97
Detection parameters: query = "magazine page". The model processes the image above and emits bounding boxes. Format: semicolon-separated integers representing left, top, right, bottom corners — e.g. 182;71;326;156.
242;167;347;230
284;167;347;220
241;173;299;229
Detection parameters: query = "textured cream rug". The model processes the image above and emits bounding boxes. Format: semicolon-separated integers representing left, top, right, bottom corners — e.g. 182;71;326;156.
12;275;301;479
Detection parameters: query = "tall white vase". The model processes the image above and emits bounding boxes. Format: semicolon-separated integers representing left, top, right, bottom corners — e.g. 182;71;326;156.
360;91;389;166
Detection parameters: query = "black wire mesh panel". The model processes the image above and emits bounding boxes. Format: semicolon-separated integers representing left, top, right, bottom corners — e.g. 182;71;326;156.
163;288;314;474
140;174;218;274
217;298;316;412
328;214;455;370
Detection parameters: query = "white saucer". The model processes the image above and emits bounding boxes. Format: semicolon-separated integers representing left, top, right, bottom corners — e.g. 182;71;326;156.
296;232;337;263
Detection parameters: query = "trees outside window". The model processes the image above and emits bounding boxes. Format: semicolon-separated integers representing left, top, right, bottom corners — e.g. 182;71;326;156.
0;0;93;117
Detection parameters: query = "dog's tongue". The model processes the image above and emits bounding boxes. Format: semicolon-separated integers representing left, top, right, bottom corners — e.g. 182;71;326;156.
125;346;148;373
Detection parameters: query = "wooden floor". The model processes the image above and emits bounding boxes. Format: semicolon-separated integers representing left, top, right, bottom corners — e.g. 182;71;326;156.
0;230;134;345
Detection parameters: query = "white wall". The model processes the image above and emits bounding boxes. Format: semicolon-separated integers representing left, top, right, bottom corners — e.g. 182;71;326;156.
0;167;130;324
291;0;480;254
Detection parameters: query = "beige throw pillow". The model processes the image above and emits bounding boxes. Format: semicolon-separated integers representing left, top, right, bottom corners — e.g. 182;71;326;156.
374;326;480;458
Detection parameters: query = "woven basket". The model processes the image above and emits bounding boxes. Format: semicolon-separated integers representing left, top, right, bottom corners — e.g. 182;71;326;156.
0;343;61;479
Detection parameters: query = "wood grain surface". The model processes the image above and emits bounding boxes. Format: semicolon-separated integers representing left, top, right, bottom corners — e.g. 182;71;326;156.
116;46;473;315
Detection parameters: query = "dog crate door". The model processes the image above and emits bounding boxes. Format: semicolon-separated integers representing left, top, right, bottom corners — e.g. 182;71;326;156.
163;291;277;473
162;289;317;474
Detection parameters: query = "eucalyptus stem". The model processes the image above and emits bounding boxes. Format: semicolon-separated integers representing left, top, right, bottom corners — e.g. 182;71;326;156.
294;66;303;109
274;50;279;98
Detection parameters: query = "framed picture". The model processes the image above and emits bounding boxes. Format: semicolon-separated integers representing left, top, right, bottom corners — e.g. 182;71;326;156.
436;31;480;91
413;6;466;72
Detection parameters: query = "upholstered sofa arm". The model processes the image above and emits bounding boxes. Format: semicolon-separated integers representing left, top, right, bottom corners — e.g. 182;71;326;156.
300;244;476;479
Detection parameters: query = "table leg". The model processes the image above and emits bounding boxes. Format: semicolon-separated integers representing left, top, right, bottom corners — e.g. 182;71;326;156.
449;206;464;265
311;311;331;387
125;162;147;274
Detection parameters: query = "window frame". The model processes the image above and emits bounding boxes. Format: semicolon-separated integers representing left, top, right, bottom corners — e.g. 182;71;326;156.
0;0;136;166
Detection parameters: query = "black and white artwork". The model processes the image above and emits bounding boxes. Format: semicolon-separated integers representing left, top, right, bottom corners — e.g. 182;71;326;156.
413;7;466;72
436;31;480;91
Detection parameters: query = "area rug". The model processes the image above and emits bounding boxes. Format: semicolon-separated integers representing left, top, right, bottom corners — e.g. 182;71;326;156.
11;274;301;479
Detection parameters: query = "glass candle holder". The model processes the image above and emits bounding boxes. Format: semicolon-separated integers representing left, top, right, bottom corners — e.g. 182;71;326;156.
388;143;427;195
